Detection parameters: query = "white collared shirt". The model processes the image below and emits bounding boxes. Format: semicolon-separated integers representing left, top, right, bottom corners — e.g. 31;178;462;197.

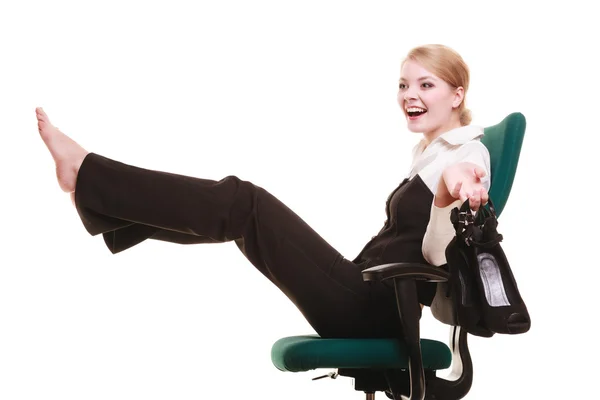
409;125;492;266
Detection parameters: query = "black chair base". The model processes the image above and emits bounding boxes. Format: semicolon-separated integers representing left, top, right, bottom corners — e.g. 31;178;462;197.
337;368;438;399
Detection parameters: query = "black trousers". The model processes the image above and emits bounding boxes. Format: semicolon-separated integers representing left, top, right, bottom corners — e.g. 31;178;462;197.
74;153;404;338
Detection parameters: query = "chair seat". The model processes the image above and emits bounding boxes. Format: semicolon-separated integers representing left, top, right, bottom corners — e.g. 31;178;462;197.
271;335;452;372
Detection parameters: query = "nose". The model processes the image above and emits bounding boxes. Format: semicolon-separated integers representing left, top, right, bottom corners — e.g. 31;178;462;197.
403;87;418;103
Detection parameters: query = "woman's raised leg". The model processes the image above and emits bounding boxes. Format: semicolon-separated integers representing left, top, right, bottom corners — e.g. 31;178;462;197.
35;108;402;339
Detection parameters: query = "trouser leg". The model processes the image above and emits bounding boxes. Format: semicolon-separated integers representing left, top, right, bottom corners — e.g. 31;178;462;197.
74;153;402;338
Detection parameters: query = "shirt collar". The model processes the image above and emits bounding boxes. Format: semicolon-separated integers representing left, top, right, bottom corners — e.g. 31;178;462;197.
437;124;484;145
412;125;485;160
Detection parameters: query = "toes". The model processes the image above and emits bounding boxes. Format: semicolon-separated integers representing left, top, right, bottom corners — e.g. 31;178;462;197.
36;107;51;126
35;107;55;139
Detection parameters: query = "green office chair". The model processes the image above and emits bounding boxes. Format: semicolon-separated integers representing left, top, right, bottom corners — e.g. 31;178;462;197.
271;112;527;400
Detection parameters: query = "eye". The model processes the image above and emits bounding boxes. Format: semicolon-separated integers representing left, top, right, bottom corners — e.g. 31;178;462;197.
399;83;407;90
422;82;434;88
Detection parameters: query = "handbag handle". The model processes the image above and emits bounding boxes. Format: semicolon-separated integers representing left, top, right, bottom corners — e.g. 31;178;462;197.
450;198;501;247
451;198;497;222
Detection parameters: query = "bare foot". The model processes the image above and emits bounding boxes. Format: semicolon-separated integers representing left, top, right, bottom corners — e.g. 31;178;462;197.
36;107;90;193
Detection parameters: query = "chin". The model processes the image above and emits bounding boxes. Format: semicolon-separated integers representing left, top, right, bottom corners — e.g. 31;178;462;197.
404;112;429;133
406;121;426;134
406;125;423;133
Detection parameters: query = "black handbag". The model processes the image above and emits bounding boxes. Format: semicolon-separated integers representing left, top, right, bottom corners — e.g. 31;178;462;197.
431;199;530;337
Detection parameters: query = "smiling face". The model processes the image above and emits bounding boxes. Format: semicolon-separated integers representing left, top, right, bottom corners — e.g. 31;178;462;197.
398;59;465;143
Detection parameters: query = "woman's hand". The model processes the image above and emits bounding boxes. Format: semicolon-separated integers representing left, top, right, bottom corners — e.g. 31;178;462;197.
435;162;489;211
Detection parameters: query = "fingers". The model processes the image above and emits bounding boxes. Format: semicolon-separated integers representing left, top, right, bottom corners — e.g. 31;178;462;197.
474;166;486;179
480;187;489;205
469;193;481;211
469;188;489;211
445;168;490;210
452;182;483;206
450;181;463;200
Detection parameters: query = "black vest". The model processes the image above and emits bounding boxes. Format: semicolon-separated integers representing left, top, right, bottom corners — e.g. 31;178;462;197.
353;174;438;305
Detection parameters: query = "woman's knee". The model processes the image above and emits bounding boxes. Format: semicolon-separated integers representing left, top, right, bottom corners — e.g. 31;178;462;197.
221;175;264;199
223;175;264;237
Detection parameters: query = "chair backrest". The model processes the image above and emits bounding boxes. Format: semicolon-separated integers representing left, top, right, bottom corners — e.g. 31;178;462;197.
480;112;527;217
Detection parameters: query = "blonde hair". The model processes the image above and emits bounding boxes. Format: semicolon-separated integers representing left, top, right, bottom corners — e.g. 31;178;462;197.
402;44;472;126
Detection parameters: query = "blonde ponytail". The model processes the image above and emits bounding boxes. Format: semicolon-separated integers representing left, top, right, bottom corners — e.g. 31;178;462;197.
459;106;472;126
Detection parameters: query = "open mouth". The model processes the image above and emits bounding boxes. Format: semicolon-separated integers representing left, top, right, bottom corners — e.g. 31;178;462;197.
406;107;427;119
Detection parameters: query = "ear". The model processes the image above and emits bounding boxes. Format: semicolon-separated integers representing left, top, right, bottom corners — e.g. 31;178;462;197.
452;87;465;109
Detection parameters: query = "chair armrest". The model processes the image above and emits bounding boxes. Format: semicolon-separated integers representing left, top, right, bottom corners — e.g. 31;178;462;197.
360;263;453;399
361;262;449;283
362;262;475;400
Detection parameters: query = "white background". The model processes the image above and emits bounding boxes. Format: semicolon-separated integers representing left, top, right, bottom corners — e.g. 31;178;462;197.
1;0;598;399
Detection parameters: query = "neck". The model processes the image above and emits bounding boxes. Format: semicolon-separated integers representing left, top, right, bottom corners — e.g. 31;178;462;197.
422;117;463;145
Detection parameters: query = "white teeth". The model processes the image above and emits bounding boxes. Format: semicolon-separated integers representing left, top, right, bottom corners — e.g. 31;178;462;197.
406;107;426;112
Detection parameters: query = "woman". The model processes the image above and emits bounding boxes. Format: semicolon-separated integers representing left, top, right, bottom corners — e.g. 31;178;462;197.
35;44;489;339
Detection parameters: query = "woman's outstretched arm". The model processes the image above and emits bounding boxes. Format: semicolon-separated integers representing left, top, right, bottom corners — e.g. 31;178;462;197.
422;142;491;266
